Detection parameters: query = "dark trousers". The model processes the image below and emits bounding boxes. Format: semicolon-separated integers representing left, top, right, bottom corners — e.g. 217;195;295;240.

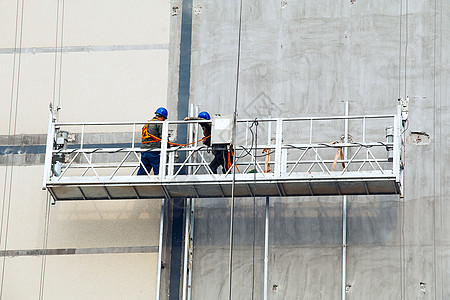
137;151;160;175
210;145;233;174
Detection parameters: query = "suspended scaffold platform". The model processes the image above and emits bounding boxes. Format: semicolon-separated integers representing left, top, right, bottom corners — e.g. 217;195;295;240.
43;109;405;201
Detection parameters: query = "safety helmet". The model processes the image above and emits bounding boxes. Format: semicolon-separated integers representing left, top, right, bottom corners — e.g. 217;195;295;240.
198;111;211;120
155;107;168;119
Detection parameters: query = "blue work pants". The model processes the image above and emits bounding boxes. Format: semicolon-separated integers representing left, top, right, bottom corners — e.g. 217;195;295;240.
137;151;160;175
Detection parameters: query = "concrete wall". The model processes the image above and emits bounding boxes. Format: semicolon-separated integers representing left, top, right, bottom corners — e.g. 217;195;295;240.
183;0;449;299
0;0;169;298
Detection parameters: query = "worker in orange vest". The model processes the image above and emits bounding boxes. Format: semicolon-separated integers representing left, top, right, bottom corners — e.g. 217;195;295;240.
137;107;168;175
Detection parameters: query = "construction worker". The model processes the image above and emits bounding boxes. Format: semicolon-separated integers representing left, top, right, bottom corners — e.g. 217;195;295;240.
137;107;168;176
184;111;212;145
185;111;232;174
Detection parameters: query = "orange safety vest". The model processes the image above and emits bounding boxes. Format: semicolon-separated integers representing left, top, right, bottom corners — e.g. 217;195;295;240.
141;118;161;144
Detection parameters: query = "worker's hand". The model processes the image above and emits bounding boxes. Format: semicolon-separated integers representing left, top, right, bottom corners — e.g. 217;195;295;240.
184;117;189;121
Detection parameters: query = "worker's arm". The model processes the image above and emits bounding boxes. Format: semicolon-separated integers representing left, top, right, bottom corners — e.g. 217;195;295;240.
157;122;163;137
184;116;203;121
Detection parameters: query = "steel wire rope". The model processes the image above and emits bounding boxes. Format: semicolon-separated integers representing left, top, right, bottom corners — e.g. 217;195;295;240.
38;192;52;300
250;119;258;300
403;1;409;299
399;0;410;140
57;0;65;110
228;0;244;298
398;0;403;101
236;121;275;159
398;0;407;298
52;0;61;109
238;147;275;158
404;0;408;103
436;1;443;297
432;0;440;297
43;1;65;295
0;0;25;297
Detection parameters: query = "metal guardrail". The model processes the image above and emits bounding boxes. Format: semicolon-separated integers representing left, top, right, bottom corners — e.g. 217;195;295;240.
43;110;404;198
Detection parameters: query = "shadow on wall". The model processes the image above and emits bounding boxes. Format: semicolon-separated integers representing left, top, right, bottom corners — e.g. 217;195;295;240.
47;200;160;246
193;195;399;247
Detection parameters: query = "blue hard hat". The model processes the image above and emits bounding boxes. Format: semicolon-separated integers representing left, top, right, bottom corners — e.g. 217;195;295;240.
198;111;211;120
155;107;168;119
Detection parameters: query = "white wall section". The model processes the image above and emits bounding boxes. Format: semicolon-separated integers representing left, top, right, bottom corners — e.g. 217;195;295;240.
0;0;170;298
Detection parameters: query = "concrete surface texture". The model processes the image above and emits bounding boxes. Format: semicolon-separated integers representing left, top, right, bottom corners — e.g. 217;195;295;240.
180;0;449;299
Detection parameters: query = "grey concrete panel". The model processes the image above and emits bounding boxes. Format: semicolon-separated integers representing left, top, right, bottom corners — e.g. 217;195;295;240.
185;0;450;298
440;246;450;299
192;198;265;299
189;0;241;115
271;197;342;246
268;246;341;299
440;109;450;244
403;246;436;299
346;246;402;300
192;246;339;300
190;0;403;120
194;197;342;247
166;1;183;120
193;197;343;298
436;1;450;270
191;246;231;300
193;198;231;247
191;245;341;300
347;195;400;246
402;196;435;246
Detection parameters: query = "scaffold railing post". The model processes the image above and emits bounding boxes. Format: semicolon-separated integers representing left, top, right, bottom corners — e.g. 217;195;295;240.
393;106;401;182
274;119;283;176
43;110;55;190
160;121;169;179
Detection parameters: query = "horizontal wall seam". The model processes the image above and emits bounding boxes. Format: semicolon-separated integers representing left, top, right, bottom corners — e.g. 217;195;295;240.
0;44;169;54
0;246;158;257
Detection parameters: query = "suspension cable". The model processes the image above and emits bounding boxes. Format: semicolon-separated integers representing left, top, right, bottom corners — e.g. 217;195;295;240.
39;192;52;300
0;0;25;296
251;119;258;300
399;1;408;298
228;0;244;298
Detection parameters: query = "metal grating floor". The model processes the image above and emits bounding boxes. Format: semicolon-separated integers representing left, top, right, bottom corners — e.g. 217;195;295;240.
47;172;400;201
